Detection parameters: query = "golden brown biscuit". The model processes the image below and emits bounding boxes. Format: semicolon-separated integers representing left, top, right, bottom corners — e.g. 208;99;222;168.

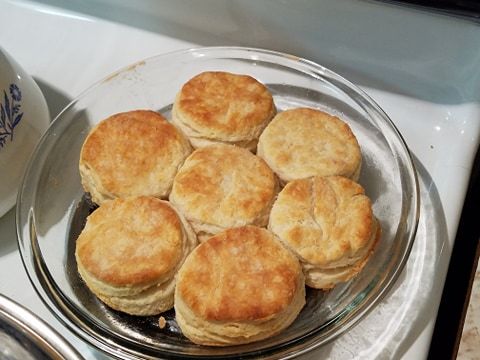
172;71;275;150
257;108;362;184
75;196;197;316
268;176;380;289
169;144;278;242
175;226;305;346
79;110;192;205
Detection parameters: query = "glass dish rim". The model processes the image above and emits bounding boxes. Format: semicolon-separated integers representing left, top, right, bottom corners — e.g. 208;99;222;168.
16;46;420;359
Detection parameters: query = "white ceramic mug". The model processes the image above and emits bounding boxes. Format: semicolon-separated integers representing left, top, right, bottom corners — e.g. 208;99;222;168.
0;47;50;217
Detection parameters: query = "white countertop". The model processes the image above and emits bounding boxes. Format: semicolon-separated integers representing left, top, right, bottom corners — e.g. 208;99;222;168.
0;0;479;358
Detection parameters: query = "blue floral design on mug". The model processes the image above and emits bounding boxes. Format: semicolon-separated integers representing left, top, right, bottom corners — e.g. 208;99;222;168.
0;83;23;148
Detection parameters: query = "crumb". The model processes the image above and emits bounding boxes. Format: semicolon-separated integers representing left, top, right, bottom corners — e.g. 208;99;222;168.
430;145;434;149
158;316;166;329
49;175;60;187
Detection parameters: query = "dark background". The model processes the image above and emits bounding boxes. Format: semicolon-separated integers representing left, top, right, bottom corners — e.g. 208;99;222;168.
386;0;480;20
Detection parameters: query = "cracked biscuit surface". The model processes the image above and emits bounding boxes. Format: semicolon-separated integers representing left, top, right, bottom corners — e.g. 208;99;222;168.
257;108;361;184
172;71;275;150
268;176;380;289
174;226;305;346
79;110;192;205
75;196;197;315
169;144;278;242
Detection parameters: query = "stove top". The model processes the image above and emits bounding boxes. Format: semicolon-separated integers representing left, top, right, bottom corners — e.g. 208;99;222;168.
0;1;478;358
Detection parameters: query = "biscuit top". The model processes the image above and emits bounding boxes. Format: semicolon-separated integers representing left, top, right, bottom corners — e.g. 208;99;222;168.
76;197;184;286
269;176;376;268
257;108;361;182
169;144;277;229
79;110;191;203
176;226;302;321
173;71;275;141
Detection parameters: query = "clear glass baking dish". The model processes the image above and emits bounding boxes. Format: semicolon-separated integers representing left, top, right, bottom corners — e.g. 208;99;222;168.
16;47;419;359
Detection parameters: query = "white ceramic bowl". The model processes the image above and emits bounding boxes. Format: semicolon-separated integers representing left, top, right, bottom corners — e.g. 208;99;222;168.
0;47;50;217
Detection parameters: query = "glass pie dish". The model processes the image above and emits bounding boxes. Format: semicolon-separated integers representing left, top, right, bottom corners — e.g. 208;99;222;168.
16;47;419;359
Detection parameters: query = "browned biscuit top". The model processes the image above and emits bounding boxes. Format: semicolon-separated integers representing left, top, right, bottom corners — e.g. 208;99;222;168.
257;108;361;182
80;110;191;201
269;176;375;267
174;71;275;140
76;196;183;287
170;144;277;229
176;226;302;322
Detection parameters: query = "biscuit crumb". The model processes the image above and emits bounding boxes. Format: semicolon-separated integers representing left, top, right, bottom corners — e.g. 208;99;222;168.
158;316;166;329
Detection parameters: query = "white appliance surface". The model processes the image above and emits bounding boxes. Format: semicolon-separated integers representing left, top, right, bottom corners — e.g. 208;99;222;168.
0;0;479;359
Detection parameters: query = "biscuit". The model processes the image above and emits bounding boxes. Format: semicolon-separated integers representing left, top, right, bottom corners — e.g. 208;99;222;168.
175;226;305;346
75;196;197;316
172;71;276;150
268;176;380;289
257;108;361;184
169;144;278;242
79;110;192;205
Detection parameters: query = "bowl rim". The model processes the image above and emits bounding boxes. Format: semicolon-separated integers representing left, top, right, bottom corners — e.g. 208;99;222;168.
16;45;420;359
0;293;85;360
